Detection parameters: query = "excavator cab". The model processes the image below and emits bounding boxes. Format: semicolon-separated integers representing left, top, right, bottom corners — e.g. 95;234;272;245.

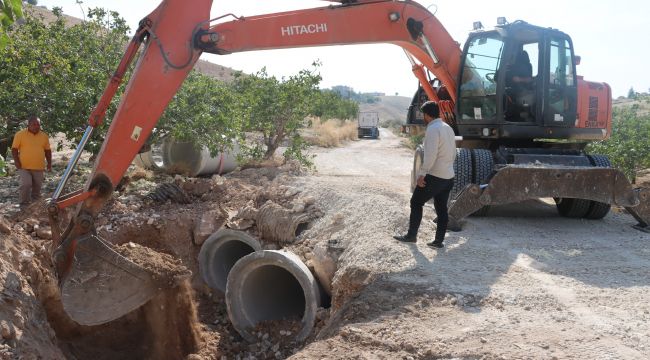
455;21;590;143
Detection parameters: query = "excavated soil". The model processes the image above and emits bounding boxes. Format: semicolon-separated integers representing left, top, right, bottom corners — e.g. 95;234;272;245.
1;129;649;359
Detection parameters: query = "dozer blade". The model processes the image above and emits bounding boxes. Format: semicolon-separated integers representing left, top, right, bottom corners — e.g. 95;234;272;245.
448;165;641;230
60;234;158;326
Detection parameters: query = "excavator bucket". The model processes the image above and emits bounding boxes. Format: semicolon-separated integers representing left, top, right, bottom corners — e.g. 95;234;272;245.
59;234;158;326
448;165;647;230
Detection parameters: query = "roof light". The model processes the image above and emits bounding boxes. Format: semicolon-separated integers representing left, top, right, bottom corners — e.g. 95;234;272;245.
472;21;483;31
497;17;508;25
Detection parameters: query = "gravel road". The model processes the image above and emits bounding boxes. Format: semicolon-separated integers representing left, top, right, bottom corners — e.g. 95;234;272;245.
291;128;650;359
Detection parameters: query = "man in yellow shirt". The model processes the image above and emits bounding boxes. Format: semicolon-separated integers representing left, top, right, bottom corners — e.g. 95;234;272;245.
11;116;52;206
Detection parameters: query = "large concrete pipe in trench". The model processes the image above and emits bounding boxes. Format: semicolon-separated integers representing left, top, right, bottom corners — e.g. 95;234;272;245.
198;229;262;293
226;250;322;342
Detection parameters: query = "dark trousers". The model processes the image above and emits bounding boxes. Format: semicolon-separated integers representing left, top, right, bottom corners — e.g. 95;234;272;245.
408;175;454;242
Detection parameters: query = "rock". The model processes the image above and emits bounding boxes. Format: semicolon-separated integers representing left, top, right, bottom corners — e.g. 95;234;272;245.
311;242;338;296
480;337;488;343
19;249;34;263
193;211;225;246
0;321;13;339
0;216;11;234
36;227;52;240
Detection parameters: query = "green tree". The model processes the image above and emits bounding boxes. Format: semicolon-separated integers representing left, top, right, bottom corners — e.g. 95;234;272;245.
0;7;130;155
311;89;358;120
0;0;23;48
588;106;650;182
233;64;322;165
157;71;243;156
627;86;637;99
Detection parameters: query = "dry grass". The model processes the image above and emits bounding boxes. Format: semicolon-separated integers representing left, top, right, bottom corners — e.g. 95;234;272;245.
305;118;358;147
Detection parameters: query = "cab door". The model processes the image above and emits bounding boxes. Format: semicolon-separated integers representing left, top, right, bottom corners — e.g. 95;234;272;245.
543;35;578;127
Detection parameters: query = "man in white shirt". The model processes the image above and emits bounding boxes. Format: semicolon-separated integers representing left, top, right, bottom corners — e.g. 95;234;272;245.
394;101;456;248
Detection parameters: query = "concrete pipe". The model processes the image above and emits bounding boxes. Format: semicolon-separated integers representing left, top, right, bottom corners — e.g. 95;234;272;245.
133;146;165;170
198;229;262;293
226;250;321;342
162;140;239;176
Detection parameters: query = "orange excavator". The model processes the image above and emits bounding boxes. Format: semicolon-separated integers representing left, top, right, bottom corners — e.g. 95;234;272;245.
47;0;650;326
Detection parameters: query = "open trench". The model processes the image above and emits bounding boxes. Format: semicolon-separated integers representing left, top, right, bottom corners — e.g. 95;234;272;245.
26;208;336;359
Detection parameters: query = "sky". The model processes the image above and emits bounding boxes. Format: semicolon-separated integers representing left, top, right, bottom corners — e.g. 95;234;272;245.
36;0;650;98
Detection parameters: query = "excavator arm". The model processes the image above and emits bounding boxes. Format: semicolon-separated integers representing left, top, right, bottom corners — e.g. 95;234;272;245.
48;0;461;325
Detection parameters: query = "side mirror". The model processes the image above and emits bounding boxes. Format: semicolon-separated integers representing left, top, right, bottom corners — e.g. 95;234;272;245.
574;55;581;65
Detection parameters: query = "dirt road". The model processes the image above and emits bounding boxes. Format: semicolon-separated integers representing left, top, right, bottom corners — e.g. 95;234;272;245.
290;128;650;359
1;128;649;359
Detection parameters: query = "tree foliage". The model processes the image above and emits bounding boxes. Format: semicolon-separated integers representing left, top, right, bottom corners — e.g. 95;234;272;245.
0;0;23;48
587;101;650;182
0;6;362;169
627;87;637;99
311;89;358;120
232;64;322;164
158;71;243;157
0;7;130;154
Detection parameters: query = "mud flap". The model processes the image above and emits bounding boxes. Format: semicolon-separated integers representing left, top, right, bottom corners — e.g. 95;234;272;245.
448;166;643;230
60;234;158;326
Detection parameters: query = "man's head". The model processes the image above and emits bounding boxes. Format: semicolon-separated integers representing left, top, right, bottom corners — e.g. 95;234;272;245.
27;116;41;134
420;101;440;123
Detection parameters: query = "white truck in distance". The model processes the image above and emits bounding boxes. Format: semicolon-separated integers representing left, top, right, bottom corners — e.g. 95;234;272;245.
357;112;380;139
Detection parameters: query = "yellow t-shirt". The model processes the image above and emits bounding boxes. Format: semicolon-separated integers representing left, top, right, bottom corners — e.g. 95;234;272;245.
11;129;51;170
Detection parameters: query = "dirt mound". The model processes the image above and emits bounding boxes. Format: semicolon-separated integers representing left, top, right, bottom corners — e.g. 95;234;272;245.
143;280;202;359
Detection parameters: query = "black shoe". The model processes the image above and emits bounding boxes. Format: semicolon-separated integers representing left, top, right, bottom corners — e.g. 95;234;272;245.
426;241;444;248
393;234;416;243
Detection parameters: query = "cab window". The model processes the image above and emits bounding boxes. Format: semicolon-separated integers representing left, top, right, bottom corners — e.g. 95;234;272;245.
548;37;575;114
459;35;504;120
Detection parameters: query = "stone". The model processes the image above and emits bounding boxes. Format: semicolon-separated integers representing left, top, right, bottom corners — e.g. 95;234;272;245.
36;227;52;240
193;210;223;245
0;216;11;234
310;242;338;296
0;321;13;340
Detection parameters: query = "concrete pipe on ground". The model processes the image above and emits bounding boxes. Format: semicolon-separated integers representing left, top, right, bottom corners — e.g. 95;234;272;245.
226;250;322;342
133;145;165;170
162;140;239;176
198;229;262;293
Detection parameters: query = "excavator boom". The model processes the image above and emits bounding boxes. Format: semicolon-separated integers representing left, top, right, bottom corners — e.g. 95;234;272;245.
49;0;464;325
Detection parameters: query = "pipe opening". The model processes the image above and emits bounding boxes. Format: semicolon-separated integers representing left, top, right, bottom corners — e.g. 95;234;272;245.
294;222;310;238
241;265;306;326
213;242;255;287
199;229;262;293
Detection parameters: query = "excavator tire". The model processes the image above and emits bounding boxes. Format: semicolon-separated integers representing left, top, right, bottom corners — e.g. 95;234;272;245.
411;145;424;193
584;155;612;219
452;148;472;199
470;149;494;217
555;197;592;218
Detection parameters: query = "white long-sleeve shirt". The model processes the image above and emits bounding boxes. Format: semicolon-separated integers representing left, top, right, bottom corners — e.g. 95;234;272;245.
418;118;456;179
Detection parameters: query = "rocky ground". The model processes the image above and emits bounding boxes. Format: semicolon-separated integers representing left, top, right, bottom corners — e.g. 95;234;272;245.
0;129;649;359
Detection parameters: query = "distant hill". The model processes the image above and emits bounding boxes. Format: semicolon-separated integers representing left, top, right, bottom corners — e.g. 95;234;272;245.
358;95;411;126
613;95;650;116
